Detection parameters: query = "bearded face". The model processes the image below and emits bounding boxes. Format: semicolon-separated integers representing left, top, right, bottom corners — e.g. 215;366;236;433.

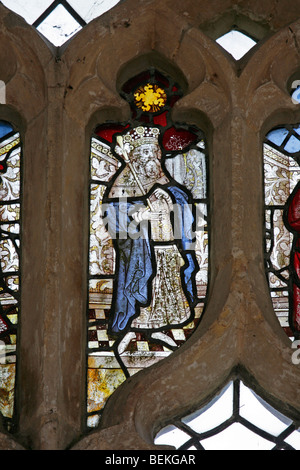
131;143;162;179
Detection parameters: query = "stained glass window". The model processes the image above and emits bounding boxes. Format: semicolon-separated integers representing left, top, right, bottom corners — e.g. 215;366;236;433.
154;379;300;450
87;70;210;428
0;121;22;431
264;124;300;339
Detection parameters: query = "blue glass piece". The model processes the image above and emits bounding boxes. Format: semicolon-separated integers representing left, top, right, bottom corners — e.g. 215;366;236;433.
284;135;300;153
294;125;300;136
266;128;289;146
0;120;14;139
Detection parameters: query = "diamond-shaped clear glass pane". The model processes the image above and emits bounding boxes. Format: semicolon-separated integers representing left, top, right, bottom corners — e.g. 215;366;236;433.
155;424;190;448
201;422;275;450
216;30;257;60
239;381;292;436
68;0;121;23
37;4;82;47
284;428;300;450
1;0;54;24
182;381;233;433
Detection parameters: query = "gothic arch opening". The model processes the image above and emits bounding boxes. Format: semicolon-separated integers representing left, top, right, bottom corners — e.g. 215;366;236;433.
86;65;211;430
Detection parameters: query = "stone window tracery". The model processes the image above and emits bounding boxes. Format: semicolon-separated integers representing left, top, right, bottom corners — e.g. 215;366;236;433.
0;0;299;452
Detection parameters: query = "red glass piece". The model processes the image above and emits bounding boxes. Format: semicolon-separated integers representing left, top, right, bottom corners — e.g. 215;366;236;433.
294;243;300;274
162;126;197;151
95;124;129;143
169;95;181;108
287;187;300;232
0;314;8;334
154;70;170;88
153;111;168;127
293;282;300;330
122;71;152;94
287;187;300;331
139;114;150;124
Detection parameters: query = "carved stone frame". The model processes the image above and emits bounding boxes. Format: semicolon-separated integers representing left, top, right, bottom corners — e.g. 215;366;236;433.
0;0;299;450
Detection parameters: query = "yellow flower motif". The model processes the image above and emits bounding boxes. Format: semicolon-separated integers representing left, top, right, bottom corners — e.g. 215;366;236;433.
134;83;167;112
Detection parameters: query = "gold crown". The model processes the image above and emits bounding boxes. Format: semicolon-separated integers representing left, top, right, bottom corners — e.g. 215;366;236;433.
123;126;160;149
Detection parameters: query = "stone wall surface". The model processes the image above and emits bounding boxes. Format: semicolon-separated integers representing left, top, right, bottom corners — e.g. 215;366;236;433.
0;0;299;450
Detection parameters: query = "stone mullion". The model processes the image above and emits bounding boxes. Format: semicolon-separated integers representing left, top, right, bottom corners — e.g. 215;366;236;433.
18;59;71;450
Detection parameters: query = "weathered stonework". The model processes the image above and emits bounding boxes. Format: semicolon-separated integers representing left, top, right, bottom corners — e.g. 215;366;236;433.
0;0;299;450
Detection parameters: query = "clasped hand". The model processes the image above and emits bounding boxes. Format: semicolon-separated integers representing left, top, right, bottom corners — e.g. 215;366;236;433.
131;188;172;223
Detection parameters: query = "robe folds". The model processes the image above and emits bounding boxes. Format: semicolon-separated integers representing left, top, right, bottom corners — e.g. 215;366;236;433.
104;185;198;334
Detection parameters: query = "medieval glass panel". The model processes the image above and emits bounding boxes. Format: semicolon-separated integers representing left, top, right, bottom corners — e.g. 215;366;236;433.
263;125;300;339
87;70;210;428
0;121;22;431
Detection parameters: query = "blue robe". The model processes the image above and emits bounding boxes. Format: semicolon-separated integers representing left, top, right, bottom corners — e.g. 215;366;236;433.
105;185;198;334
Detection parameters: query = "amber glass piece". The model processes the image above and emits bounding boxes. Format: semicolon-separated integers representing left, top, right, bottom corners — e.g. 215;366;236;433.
134;83;167;113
